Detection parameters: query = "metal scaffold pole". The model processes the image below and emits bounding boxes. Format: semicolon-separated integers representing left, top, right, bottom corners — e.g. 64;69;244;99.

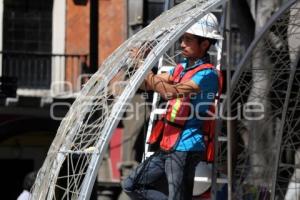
225;0;232;199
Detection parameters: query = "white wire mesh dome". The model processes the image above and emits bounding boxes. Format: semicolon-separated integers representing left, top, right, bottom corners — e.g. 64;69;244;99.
31;0;225;199
30;0;300;199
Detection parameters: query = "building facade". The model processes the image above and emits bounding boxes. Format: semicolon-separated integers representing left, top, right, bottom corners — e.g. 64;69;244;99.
0;0;168;199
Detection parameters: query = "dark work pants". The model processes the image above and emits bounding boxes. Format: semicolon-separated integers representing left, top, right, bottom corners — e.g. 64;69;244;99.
122;150;202;200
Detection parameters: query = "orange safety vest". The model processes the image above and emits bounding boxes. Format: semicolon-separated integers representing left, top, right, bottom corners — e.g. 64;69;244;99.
147;63;223;162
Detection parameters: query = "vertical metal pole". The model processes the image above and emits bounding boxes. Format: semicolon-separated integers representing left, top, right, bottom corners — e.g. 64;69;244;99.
225;0;232;200
164;0;169;11
164;0;174;11
211;3;227;199
90;0;99;73
211;117;222;200
164;0;175;58
0;0;3;76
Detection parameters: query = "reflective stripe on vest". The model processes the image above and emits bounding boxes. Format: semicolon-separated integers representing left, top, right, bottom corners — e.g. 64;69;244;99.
170;98;181;122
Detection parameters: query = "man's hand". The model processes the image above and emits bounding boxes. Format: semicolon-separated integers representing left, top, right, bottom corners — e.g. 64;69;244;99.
128;47;144;69
129;42;153;68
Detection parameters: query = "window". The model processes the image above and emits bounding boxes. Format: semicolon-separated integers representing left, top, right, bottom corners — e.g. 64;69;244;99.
2;0;53;89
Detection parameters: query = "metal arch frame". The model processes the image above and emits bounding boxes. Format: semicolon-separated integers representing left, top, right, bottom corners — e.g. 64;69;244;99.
34;0;221;199
30;0;298;198
219;0;297;199
270;51;300;199
225;0;297;96
78;1;227;199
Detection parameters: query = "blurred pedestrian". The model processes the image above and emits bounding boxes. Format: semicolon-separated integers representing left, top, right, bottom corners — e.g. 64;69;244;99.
17;171;37;200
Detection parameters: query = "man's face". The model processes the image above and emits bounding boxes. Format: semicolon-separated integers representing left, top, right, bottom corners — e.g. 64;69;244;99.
180;33;207;60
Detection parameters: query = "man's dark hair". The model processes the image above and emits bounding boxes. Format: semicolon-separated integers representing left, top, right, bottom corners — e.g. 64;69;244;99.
23;171;37;191
196;35;217;46
194;35;217;54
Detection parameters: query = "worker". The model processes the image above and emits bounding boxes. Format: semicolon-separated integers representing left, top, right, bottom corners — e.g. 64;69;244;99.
122;13;223;200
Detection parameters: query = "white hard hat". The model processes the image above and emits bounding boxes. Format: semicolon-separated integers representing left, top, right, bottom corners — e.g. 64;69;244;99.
186;13;223;40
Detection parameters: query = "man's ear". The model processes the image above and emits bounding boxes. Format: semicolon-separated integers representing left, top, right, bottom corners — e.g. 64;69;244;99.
200;39;210;51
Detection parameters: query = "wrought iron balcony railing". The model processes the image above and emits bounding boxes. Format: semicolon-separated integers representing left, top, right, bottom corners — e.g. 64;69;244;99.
1;51;89;96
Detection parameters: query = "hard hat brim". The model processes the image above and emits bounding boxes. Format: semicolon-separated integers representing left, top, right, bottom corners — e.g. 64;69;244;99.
186;29;224;40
